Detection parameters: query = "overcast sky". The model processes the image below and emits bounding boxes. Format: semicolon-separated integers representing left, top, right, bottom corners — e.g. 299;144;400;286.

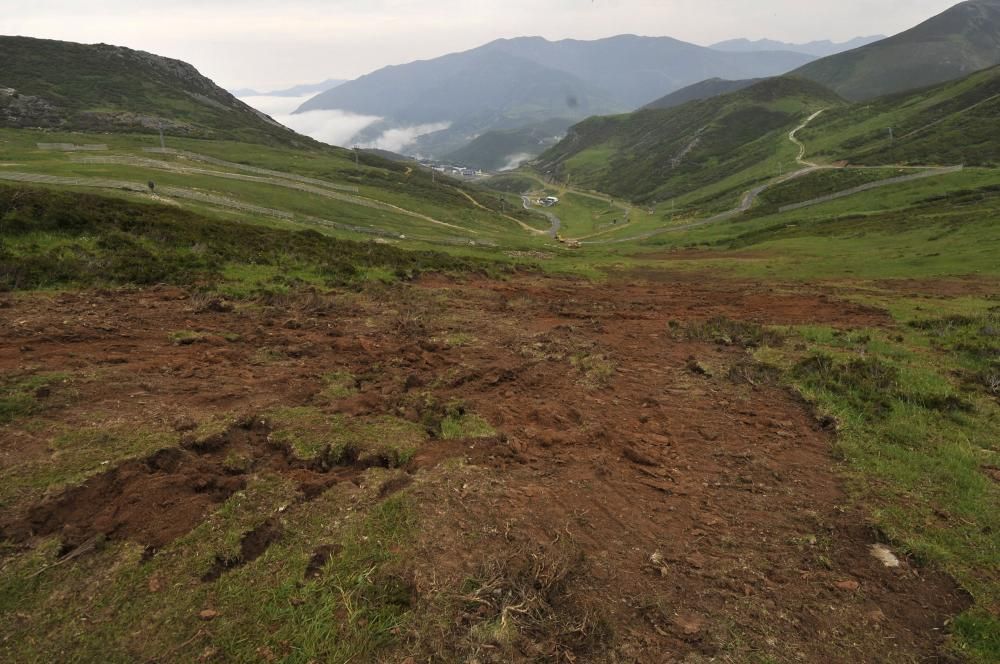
2;0;961;90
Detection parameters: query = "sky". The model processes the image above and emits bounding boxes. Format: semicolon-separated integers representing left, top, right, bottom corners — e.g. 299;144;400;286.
1;0;963;91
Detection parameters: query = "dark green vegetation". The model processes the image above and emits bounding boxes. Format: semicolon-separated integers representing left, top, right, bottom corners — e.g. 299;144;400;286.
444;118;571;171
0;184;506;293
0;36;306;146
794;0;1000;100
536;77;844;203
753;168;906;210
801;65;1000;166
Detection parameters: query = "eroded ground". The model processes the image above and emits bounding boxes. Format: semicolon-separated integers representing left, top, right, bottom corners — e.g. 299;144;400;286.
0;274;973;662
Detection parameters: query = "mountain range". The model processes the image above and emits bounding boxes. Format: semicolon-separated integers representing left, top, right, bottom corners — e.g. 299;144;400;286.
294;35;819;160
230;79;345;98
709;36;884;57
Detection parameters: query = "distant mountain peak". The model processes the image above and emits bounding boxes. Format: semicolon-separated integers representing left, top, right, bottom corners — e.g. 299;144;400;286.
794;0;1000;100
710;36;886;57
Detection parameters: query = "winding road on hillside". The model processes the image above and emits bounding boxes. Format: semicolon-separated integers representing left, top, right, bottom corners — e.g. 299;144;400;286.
790;109;827;167
522;195;561;238
574;108;963;246
579;110;832;245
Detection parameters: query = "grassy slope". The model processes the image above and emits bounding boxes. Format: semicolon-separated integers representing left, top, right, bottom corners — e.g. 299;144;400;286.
443;118;571;171
799;65;1000;166
535;77;845;205
0;184;512;294
621;168;1000;280
0;128;548;251
0;36;303;146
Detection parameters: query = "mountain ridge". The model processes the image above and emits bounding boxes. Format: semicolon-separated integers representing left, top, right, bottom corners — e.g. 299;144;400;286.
0;35;311;146
794;0;1000;100
710;36;885;57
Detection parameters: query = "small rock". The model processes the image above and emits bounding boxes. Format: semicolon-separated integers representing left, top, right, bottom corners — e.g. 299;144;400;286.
624;445;659;467
672;613;704;638
197;646;219;662
871;544;901;568
867;608;887;623
834;580;860;591
205;298;234;313
148;577;162;593
686;357;711;377
172;416;198;432
199;609;219;621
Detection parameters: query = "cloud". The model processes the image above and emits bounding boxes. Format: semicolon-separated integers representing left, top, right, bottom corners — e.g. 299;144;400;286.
239;94;451;153
500;152;534;171
361;122;452;154
239;94;380;147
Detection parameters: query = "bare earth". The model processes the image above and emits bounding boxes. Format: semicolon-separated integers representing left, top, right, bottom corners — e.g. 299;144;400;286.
0;274;971;662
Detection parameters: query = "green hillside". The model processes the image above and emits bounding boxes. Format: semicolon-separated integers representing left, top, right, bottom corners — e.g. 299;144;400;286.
535;76;844;204
800;65;1000;166
0;37;553;251
0;36;306;146
443;118;571;171
794;0;1000;100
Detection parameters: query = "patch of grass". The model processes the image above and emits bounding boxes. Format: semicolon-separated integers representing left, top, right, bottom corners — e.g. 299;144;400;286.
441;412;496;441
0;371;69;424
168;329;206;345
0;465;418;662
320;371;358;400
266;406;427;468
683;316;785;349
570;353;617;389
442;332;476;348
429;544;614;661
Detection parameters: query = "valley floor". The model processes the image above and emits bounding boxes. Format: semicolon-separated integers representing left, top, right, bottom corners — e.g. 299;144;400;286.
2;271;995;662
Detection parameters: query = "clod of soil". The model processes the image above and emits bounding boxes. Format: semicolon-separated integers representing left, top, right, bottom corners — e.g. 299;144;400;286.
1;420;387;554
202;518;284;582
304;544;343;580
